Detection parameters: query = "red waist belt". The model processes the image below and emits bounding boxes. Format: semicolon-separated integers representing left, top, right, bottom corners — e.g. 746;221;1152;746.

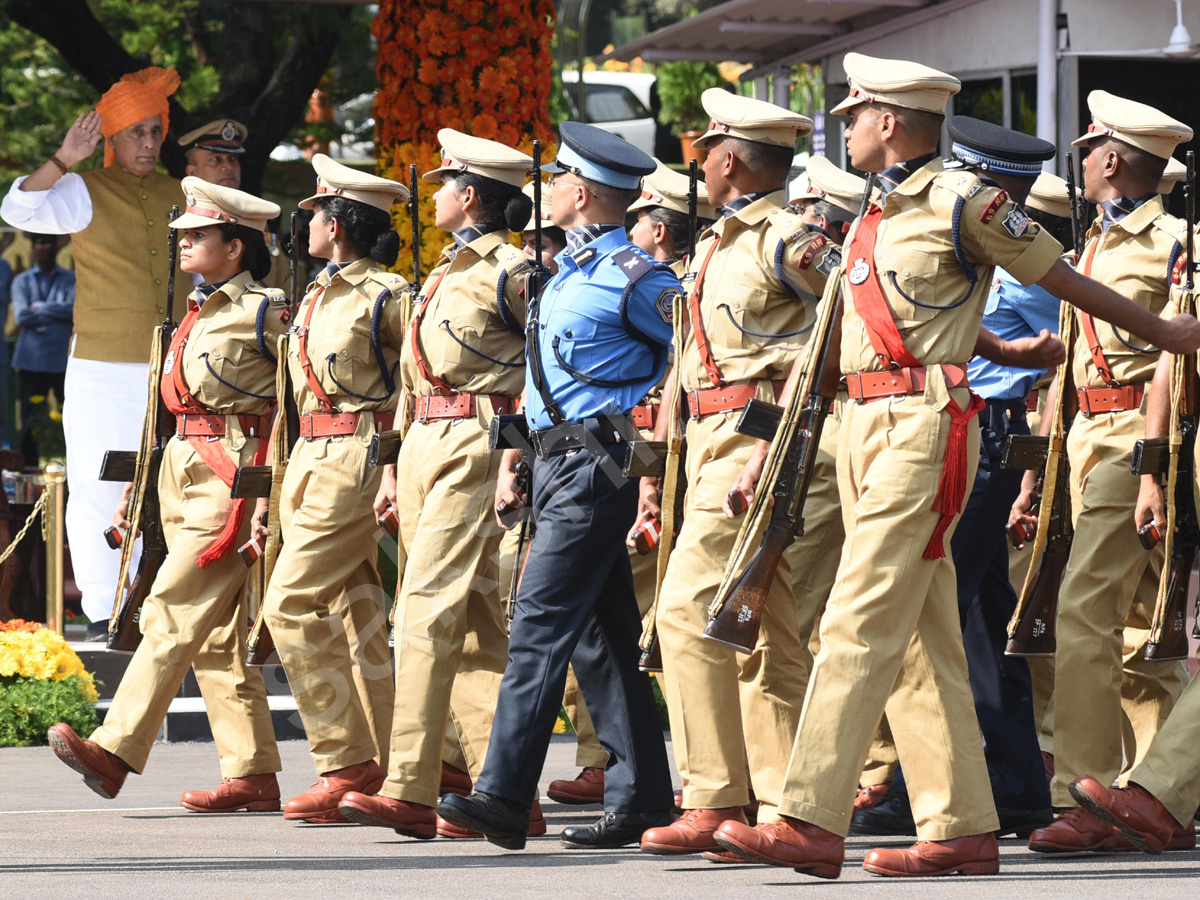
845;364;969;403
1076;384;1145;416
687;381;785;421
1025;390;1040;413
631;403;658;431
299;411;395;440
413;393;516;423
176;413;270;439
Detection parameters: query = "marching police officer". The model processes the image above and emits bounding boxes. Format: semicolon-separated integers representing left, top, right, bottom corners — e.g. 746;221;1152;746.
437;122;676;850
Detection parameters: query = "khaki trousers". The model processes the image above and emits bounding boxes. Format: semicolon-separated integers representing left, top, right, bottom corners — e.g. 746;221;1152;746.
263;431;394;775
1052;409;1178;806
657;405;809;822
778;393;998;840
1130;666;1200;826
91;438;279;778
380;416;508;807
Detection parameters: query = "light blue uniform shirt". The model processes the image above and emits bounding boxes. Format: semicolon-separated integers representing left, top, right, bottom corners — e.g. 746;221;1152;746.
968;268;1060;402
11;264;75;373
525;227;678;430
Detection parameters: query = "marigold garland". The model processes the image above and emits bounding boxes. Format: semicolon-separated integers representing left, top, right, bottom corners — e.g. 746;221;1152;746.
373;0;558;278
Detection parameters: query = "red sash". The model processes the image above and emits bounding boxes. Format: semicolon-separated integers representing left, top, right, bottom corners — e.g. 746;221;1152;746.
845;207;985;560
160;304;271;567
1076;239;1118;385
296;284;337;413
687;236;725;387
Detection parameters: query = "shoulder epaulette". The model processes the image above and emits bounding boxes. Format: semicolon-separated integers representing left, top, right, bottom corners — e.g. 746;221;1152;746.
612;246;660;284
364;270;408;294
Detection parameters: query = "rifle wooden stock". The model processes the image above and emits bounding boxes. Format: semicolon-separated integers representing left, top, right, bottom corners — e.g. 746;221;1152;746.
369;430;403;467
638;630;663;672
623;440;667;478
232;465;273;499
704;525;791;653
1005;539;1066;657
247;620;279;667
734;400;784;443
1002;434;1050;472
99;450;137;483
107;547;165;653
1145;545;1195;661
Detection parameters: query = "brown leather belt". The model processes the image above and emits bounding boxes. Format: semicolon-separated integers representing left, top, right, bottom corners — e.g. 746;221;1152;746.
413;393;516;423
1025;390;1040;413
686;381;784;421
176;413;270;439
631;403;658;431
844;364;969;403
299;411;395;440
1076;384;1145;416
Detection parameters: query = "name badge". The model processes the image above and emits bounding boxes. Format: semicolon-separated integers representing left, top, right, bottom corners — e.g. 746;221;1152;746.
848;258;870;285
163;348;177;375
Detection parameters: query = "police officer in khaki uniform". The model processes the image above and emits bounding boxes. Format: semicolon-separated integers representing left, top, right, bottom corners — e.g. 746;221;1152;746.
47;178;284;810
257;154;408;823
337;130;546;839
1017;92;1194;853
713;53;1200;879
549;161;713;806
632;91;842;855
791;155;868;245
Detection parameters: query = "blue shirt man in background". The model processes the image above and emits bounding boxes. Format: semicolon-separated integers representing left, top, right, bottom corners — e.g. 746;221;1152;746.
10;234;75;465
438;122;677;852
852;118;1068;840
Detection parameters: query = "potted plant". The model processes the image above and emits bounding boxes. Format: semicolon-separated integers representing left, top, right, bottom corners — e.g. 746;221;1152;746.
656;60;725;164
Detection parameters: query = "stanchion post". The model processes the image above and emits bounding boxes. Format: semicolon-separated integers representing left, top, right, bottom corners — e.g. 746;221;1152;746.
44;462;65;635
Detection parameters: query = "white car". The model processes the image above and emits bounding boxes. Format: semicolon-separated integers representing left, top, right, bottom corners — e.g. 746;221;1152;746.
560;71;657;157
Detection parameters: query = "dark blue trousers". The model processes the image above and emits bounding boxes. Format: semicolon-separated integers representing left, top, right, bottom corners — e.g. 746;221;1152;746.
893;399;1051;810
476;444;673;814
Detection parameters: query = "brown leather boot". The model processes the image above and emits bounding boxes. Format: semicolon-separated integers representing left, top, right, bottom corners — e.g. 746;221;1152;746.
338;791;437;839
547;767;604;804
436;798;546;839
854;783;892;812
439;762;473;798
640;807;748;855
1070;775;1193;855
714;817;844;879
47;724;130;800
1027;806;1133;853
863;833;999;877
283;760;385;824
180;774;280;812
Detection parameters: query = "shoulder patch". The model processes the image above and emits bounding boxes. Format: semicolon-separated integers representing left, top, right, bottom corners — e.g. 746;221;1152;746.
816;245;842;277
655;288;679;324
612;247;656;284
980;190;1008;225
1171;251;1189;286
1002;205;1031;238
797;235;829;270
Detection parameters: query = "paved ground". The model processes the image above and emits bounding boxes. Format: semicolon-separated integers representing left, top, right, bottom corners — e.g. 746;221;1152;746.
1;736;1196;898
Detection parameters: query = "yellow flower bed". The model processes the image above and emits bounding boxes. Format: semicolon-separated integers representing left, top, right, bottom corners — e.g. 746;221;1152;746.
0;620;98;702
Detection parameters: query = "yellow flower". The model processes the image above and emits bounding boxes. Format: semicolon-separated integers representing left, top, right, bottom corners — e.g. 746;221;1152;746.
49;411;62;422
0;625;97;699
30;395;45;405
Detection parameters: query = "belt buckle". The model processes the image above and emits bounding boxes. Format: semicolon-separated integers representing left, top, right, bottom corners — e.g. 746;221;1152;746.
846;372;865;403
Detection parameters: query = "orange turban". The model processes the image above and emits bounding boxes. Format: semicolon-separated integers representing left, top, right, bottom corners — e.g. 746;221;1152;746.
96;66;181;167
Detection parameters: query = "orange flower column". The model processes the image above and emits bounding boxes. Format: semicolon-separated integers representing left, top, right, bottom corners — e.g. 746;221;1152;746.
373;0;558;278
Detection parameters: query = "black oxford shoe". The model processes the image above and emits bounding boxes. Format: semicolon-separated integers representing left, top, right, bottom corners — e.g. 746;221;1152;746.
436;791;530;851
561;809;675;849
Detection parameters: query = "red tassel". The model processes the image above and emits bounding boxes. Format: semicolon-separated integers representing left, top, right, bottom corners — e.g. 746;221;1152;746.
922;391;985;561
196;498;246;567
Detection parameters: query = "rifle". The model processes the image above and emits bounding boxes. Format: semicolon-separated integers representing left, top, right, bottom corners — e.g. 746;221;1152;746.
501;458;531;625
703;270;843;653
244;210;305;667
1134;149;1199;660
100;206;181;652
1003;159;1083;656
632;162;701;672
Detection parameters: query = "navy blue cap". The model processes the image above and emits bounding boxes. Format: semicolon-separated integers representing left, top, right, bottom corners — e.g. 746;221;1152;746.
948;116;1055;177
557;121;656;190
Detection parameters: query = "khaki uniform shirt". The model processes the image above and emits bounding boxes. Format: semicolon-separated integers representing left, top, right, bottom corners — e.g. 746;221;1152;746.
1070;197;1185;388
286;258;408;416
399;231;529;398
840;160;1062;376
176;270;288;420
679;191;839;393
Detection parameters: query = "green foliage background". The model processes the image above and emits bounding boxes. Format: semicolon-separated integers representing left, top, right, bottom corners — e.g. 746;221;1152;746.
0;675;99;747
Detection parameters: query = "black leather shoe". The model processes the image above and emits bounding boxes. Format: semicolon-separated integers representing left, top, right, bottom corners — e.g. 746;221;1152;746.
561;809;675;849
996;806;1053;839
436;792;530;851
849;785;915;836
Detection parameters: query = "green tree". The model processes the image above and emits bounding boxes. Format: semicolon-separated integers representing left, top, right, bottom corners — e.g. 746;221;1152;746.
0;0;373;197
